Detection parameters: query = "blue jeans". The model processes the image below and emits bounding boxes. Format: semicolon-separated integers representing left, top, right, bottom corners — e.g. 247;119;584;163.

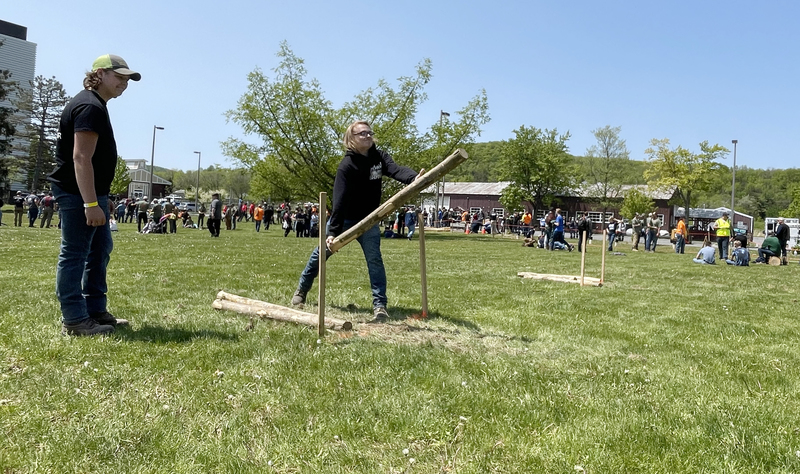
675;234;685;254
718;237;729;260
407;223;415;239
52;183;113;324
646;230;657;251
297;221;387;308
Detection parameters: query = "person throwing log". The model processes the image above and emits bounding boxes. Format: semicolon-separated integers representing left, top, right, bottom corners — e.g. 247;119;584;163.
291;121;424;322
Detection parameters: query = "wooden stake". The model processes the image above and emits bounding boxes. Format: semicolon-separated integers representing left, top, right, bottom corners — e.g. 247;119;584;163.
417;210;428;317
601;229;607;284
580;232;588;286
317;192;327;338
213;291;352;331
328;148;468;253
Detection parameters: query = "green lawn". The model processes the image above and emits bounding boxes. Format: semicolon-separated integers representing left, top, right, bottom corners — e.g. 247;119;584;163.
1;218;799;473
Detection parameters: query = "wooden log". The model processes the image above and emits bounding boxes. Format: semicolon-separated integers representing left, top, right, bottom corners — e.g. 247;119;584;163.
317;192;327;337
214;291;352;331
518;272;603;287
328;148;468;253
417;210;428;317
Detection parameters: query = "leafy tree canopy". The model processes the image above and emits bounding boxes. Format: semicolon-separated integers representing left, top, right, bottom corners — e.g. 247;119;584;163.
497;125;575;214
222;42;489;205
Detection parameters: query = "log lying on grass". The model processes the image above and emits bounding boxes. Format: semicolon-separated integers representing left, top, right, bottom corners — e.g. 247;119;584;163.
213;291;352;331
518;272;603;287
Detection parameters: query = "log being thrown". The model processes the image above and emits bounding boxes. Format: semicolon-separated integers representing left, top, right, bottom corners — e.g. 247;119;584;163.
328;148;468;253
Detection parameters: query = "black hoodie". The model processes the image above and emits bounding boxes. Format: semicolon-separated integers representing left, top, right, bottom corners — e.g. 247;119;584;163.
328;145;417;237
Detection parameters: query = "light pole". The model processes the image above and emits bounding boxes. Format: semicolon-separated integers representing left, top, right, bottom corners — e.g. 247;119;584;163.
148;125;164;198
194;151;201;211
437;110;450;225
730;139;737;226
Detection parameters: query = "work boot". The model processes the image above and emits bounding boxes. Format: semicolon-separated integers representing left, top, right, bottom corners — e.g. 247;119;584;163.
90;312;129;327
62;318;115;336
291;289;307;307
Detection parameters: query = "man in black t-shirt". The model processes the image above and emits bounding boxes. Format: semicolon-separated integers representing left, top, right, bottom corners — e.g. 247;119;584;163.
47;54;140;336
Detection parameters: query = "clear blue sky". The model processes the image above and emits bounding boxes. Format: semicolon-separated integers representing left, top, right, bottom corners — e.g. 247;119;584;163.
4;0;798;172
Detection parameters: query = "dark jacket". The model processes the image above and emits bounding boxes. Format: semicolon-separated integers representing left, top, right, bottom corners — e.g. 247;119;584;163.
328;145;417;237
775;223;790;243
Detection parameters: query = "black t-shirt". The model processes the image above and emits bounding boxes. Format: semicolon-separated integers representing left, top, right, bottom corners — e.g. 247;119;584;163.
13;196;25;208
48;89;117;196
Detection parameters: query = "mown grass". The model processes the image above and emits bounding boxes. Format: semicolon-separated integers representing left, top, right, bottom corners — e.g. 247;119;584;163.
1;217;799;473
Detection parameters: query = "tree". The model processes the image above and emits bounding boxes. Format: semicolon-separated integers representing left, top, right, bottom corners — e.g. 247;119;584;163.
497;126;575;215
110;157;131;195
583;125;630;225
644;139;729;223
0;43;17;193
227;169;251;200
11;76;70;190
781;185;800;220
619;187;655;219
223;42;489;204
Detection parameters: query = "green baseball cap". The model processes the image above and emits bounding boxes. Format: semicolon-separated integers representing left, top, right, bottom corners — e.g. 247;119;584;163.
91;54;141;81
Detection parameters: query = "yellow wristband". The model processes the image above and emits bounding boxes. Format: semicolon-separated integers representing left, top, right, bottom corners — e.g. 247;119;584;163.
83;201;99;208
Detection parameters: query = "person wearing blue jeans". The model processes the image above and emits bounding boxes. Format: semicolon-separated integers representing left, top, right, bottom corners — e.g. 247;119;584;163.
296;221;386;307
291;120;423;321
47;54;139;336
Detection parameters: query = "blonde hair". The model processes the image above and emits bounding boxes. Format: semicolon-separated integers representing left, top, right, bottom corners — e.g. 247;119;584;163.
343;120;371;152
83;69;104;90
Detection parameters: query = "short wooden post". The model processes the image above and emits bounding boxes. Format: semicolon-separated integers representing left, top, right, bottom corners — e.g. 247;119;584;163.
601;229;607;284
417;210;428;317
580;232;588;286
317;192;327;338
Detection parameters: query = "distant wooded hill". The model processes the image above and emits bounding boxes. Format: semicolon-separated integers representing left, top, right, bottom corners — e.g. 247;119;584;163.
452;141;799;219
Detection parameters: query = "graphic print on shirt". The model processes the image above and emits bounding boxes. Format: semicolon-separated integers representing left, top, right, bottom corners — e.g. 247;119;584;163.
370;164;382;181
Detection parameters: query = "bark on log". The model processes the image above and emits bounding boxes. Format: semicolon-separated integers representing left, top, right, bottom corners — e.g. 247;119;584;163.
518;272;603;287
214;291;352;331
328;148;468;253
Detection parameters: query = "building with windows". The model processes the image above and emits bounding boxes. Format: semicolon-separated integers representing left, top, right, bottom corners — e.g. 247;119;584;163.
0;19;37;197
428;181;678;232
123;159;171;199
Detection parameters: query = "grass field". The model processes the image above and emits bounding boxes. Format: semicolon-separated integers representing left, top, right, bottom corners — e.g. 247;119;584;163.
1;215;799;473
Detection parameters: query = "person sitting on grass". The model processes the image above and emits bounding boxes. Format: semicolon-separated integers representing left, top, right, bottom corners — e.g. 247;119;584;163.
693;240;716;264
725;239;750;266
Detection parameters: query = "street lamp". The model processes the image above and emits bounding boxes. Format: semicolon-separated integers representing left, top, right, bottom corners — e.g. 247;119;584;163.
730;139;738;226
437;110;450;225
148;125;165;198
194;151;201;211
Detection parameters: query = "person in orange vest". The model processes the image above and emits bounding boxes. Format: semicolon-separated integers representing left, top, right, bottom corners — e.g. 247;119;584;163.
522;211;532;237
254;203;265;232
674;217;687;254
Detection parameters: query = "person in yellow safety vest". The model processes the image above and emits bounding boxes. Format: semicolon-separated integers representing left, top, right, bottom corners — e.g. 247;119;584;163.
714;212;732;260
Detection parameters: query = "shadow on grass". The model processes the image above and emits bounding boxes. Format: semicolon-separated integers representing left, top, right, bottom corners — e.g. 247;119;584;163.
329;303;480;331
115;323;239;344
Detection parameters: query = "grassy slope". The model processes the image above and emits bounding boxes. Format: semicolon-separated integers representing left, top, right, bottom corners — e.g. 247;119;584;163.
1;220;799;473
